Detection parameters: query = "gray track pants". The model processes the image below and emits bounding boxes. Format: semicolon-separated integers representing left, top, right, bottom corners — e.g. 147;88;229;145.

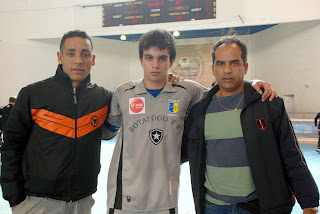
13;195;95;214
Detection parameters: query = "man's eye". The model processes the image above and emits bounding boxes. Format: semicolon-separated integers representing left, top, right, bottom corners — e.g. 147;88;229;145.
67;53;74;57
82;53;90;57
146;57;152;61
232;62;240;66
159;58;166;62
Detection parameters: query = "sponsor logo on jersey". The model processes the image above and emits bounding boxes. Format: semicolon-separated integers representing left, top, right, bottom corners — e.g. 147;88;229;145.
168;102;179;113
149;128;163;145
129;97;145;114
91;115;99;127
256;118;266;131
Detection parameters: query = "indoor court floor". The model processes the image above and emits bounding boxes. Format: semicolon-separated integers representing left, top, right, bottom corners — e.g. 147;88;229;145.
0;134;319;214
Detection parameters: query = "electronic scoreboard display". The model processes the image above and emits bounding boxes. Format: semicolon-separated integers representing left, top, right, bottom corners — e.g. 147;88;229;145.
102;0;216;27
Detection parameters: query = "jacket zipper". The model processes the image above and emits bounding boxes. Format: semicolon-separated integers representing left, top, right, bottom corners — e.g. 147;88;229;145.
73;88;78;104
69;88;78;201
73;87;78;140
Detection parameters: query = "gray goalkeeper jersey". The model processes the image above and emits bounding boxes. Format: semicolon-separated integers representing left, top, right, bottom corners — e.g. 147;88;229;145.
107;79;207;212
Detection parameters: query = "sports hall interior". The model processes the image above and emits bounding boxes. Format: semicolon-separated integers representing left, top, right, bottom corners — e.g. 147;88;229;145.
0;0;320;213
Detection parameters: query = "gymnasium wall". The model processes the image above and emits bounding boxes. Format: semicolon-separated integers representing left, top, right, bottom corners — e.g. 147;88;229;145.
0;0;320;118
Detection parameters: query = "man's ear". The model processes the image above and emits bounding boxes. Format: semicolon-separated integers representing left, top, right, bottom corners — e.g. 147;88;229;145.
169;59;174;68
92;54;96;66
244;63;248;75
57;52;62;64
211;65;215;77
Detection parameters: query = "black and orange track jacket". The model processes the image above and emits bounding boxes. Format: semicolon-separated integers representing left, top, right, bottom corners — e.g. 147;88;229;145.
0;64;113;207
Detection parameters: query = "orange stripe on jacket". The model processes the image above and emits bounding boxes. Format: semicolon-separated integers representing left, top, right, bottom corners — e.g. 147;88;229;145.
77;106;109;138
31;109;75;139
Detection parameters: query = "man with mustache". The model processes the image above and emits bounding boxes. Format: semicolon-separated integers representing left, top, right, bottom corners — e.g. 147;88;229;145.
182;36;319;214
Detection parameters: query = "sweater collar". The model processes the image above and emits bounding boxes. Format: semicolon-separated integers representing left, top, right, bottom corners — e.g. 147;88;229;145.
55;64;91;89
204;81;261;108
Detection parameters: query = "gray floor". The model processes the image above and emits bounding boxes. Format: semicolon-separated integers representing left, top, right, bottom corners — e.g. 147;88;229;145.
1;135;319;214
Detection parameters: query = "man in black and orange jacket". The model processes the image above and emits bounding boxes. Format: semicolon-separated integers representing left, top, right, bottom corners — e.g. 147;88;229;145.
0;30;114;214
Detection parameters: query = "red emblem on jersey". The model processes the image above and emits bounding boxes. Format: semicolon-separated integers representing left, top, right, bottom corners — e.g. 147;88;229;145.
256;118;266;131
130;98;145;114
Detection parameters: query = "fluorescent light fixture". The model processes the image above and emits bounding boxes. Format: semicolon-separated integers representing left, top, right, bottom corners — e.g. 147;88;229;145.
120;35;127;40
173;31;180;37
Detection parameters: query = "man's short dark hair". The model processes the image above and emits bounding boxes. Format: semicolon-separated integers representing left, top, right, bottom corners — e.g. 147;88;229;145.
211;35;247;65
9;96;16;103
139;29;176;62
60;30;93;52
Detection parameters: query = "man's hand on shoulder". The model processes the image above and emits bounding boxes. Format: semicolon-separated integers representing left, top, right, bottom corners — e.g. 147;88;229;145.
250;79;278;102
168;73;183;84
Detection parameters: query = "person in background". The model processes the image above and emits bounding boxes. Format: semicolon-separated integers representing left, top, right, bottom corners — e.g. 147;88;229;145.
0;30;115;214
106;29;277;214
182;35;319;214
0;96;16;143
314;112;320;152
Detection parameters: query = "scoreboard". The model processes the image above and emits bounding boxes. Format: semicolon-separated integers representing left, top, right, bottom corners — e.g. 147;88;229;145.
102;0;216;27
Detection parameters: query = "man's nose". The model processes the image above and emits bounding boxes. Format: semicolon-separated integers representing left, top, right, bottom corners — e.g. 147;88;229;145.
74;54;83;64
152;59;160;68
224;64;232;73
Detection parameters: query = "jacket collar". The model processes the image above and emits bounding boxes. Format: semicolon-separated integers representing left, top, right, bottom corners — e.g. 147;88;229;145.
55;64;91;89
5;104;13;108
243;81;261;108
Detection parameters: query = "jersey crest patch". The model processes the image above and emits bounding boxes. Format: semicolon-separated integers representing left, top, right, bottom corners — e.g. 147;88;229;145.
256;118;266;131
149;129;163;145
168;102;179;113
129;97;145;114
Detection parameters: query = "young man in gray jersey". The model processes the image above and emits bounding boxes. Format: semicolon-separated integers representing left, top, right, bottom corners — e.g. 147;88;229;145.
106;29;276;214
183;36;319;214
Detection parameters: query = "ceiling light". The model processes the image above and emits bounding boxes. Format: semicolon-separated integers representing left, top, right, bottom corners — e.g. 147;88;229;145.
120;35;127;40
173;31;180;37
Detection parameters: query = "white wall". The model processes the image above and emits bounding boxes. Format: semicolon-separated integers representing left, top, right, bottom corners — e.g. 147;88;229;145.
90;37;139;91
253;20;320;117
0;39;58;106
